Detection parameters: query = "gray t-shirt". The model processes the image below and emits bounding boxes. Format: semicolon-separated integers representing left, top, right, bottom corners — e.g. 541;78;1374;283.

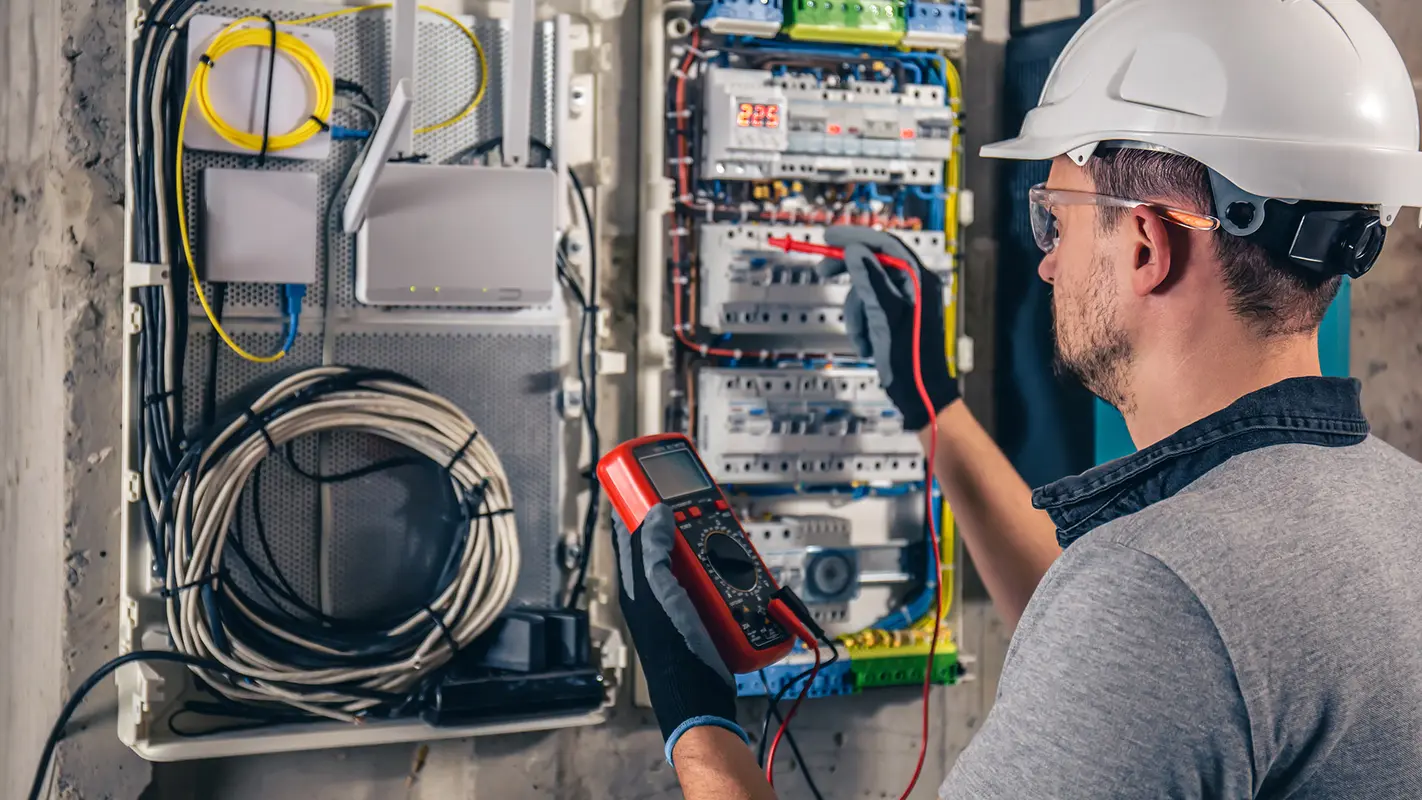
943;435;1422;799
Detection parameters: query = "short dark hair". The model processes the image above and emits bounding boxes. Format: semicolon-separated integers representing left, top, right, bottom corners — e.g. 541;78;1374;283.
1086;148;1341;337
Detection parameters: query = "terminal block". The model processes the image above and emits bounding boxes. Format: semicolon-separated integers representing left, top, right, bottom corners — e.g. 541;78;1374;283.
702;0;785;37
902;0;970;49
736;646;856;699
702;67;952;184
698;224;952;335
783;0;907;45
847;638;959;690
697;367;923;485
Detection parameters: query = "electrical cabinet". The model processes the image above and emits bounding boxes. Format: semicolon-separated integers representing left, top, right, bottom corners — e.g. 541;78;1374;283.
638;0;974;704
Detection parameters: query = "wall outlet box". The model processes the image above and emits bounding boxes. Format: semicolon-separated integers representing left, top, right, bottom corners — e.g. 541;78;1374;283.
201;168;319;284
356;163;557;307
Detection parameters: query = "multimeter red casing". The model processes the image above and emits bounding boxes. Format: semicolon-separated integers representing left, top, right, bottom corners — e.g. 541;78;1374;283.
597;433;796;674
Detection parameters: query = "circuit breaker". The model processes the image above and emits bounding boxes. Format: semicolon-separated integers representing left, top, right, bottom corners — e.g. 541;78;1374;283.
698;224;952;334
697;367;923;484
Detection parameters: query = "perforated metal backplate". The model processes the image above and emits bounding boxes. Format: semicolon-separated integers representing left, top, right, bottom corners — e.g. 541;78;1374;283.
182;323;563;615
184;5;556;317
330;326;562;611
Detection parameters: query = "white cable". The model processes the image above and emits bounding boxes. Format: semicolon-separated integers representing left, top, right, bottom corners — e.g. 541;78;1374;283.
161;367;521;721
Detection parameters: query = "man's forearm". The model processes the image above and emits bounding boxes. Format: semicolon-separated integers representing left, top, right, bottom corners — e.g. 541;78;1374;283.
672;727;778;800
921;400;1061;626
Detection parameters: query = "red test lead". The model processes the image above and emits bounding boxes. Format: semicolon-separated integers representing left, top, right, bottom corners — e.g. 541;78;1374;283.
765;236;915;272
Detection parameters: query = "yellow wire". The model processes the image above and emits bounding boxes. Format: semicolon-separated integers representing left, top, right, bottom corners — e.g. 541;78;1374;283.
285;4;488;135
942;57;964;255
194;21;335;153
180;17;304;363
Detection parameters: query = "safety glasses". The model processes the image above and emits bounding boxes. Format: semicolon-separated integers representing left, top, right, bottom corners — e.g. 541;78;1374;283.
1028;184;1222;254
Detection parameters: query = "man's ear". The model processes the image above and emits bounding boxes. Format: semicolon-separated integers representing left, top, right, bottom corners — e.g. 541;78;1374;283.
1129;206;1174;297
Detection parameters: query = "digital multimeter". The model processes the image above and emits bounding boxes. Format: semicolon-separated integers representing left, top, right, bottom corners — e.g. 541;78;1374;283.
597;433;798;674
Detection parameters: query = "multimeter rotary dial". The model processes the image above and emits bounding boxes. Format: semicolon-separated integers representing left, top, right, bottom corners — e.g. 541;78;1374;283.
700;530;762;594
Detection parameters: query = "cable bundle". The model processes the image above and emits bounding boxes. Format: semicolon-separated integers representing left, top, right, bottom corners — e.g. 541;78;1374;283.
160;367;520;721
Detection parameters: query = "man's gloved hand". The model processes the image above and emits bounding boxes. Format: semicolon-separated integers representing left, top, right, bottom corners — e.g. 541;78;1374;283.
611;504;748;764
817;226;960;431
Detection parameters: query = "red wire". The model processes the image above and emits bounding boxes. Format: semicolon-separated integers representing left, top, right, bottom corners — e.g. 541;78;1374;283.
885;258;942;800
764;642;823;786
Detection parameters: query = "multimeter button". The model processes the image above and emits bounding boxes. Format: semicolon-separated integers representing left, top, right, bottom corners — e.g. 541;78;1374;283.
715;499;729;511
689;507;703;518
674;511;687;522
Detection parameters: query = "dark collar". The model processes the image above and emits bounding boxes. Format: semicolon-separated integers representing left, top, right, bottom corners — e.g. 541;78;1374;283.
1033;377;1369;548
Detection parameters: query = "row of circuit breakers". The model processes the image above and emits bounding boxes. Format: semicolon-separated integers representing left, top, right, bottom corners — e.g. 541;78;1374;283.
705;68;953;184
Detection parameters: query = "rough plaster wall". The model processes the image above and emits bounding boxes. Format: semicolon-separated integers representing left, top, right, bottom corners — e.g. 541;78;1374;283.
1356;0;1422;457
0;0;146;798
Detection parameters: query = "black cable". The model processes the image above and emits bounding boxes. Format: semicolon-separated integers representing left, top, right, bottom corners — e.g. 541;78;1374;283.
565;164;601;609
756;669;827;800
757;640;841;765
202;283;227;429
27;650;399;800
334;78;376;109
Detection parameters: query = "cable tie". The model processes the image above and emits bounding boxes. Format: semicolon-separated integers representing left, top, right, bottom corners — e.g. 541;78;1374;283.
257;15;278;164
160;572;220;598
444;429;481;473
422;605;459;655
241;407;277;454
309;116;331;132
143;390;178;407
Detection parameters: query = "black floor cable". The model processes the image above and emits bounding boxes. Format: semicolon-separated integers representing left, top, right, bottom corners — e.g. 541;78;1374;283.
757;669;828;800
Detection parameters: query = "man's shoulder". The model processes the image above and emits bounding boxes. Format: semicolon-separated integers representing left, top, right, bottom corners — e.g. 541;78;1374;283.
1095;435;1422;557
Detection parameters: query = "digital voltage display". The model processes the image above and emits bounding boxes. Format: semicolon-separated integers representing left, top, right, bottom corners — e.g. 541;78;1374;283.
736;103;780;129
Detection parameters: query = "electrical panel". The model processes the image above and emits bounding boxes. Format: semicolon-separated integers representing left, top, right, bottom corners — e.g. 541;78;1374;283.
698;366;923;485
643;0;971;703
703;67;951;184
698;224;951;334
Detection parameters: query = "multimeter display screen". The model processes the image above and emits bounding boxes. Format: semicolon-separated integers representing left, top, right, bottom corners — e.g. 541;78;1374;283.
639;448;712;500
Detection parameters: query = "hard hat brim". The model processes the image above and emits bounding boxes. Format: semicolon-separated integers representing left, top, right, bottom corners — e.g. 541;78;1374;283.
982;131;1422;222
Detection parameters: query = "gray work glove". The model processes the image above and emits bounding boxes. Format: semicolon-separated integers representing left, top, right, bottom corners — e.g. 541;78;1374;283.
611;504;748;763
817;226;960;431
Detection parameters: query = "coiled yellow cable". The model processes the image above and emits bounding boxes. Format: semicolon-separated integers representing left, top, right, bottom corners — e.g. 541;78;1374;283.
194;21;336;154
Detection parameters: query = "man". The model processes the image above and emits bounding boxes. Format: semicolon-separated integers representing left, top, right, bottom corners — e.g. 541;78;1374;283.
613;0;1422;797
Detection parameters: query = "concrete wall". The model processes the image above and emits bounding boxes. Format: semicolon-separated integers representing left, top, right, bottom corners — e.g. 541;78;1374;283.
6;1;1421;799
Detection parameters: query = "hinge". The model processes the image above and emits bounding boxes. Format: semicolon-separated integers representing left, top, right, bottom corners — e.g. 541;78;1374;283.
596;349;628;376
125;262;170;288
126;303;144;335
562;377;585;420
959;188;975;228
125;471;143;503
957;336;975;375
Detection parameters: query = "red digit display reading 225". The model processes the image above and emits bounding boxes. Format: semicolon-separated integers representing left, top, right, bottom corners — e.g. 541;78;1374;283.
736;103;780;129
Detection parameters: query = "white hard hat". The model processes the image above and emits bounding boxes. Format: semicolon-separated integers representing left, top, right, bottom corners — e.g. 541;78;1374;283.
981;0;1422;228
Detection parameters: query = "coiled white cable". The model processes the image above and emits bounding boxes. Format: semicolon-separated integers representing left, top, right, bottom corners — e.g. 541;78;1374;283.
161;367;520;721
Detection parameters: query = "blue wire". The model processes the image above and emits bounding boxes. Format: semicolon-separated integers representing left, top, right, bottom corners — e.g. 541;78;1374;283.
280;284;305;353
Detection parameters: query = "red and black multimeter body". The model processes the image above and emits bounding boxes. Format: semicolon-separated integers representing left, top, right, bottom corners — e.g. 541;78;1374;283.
597;433;798;674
